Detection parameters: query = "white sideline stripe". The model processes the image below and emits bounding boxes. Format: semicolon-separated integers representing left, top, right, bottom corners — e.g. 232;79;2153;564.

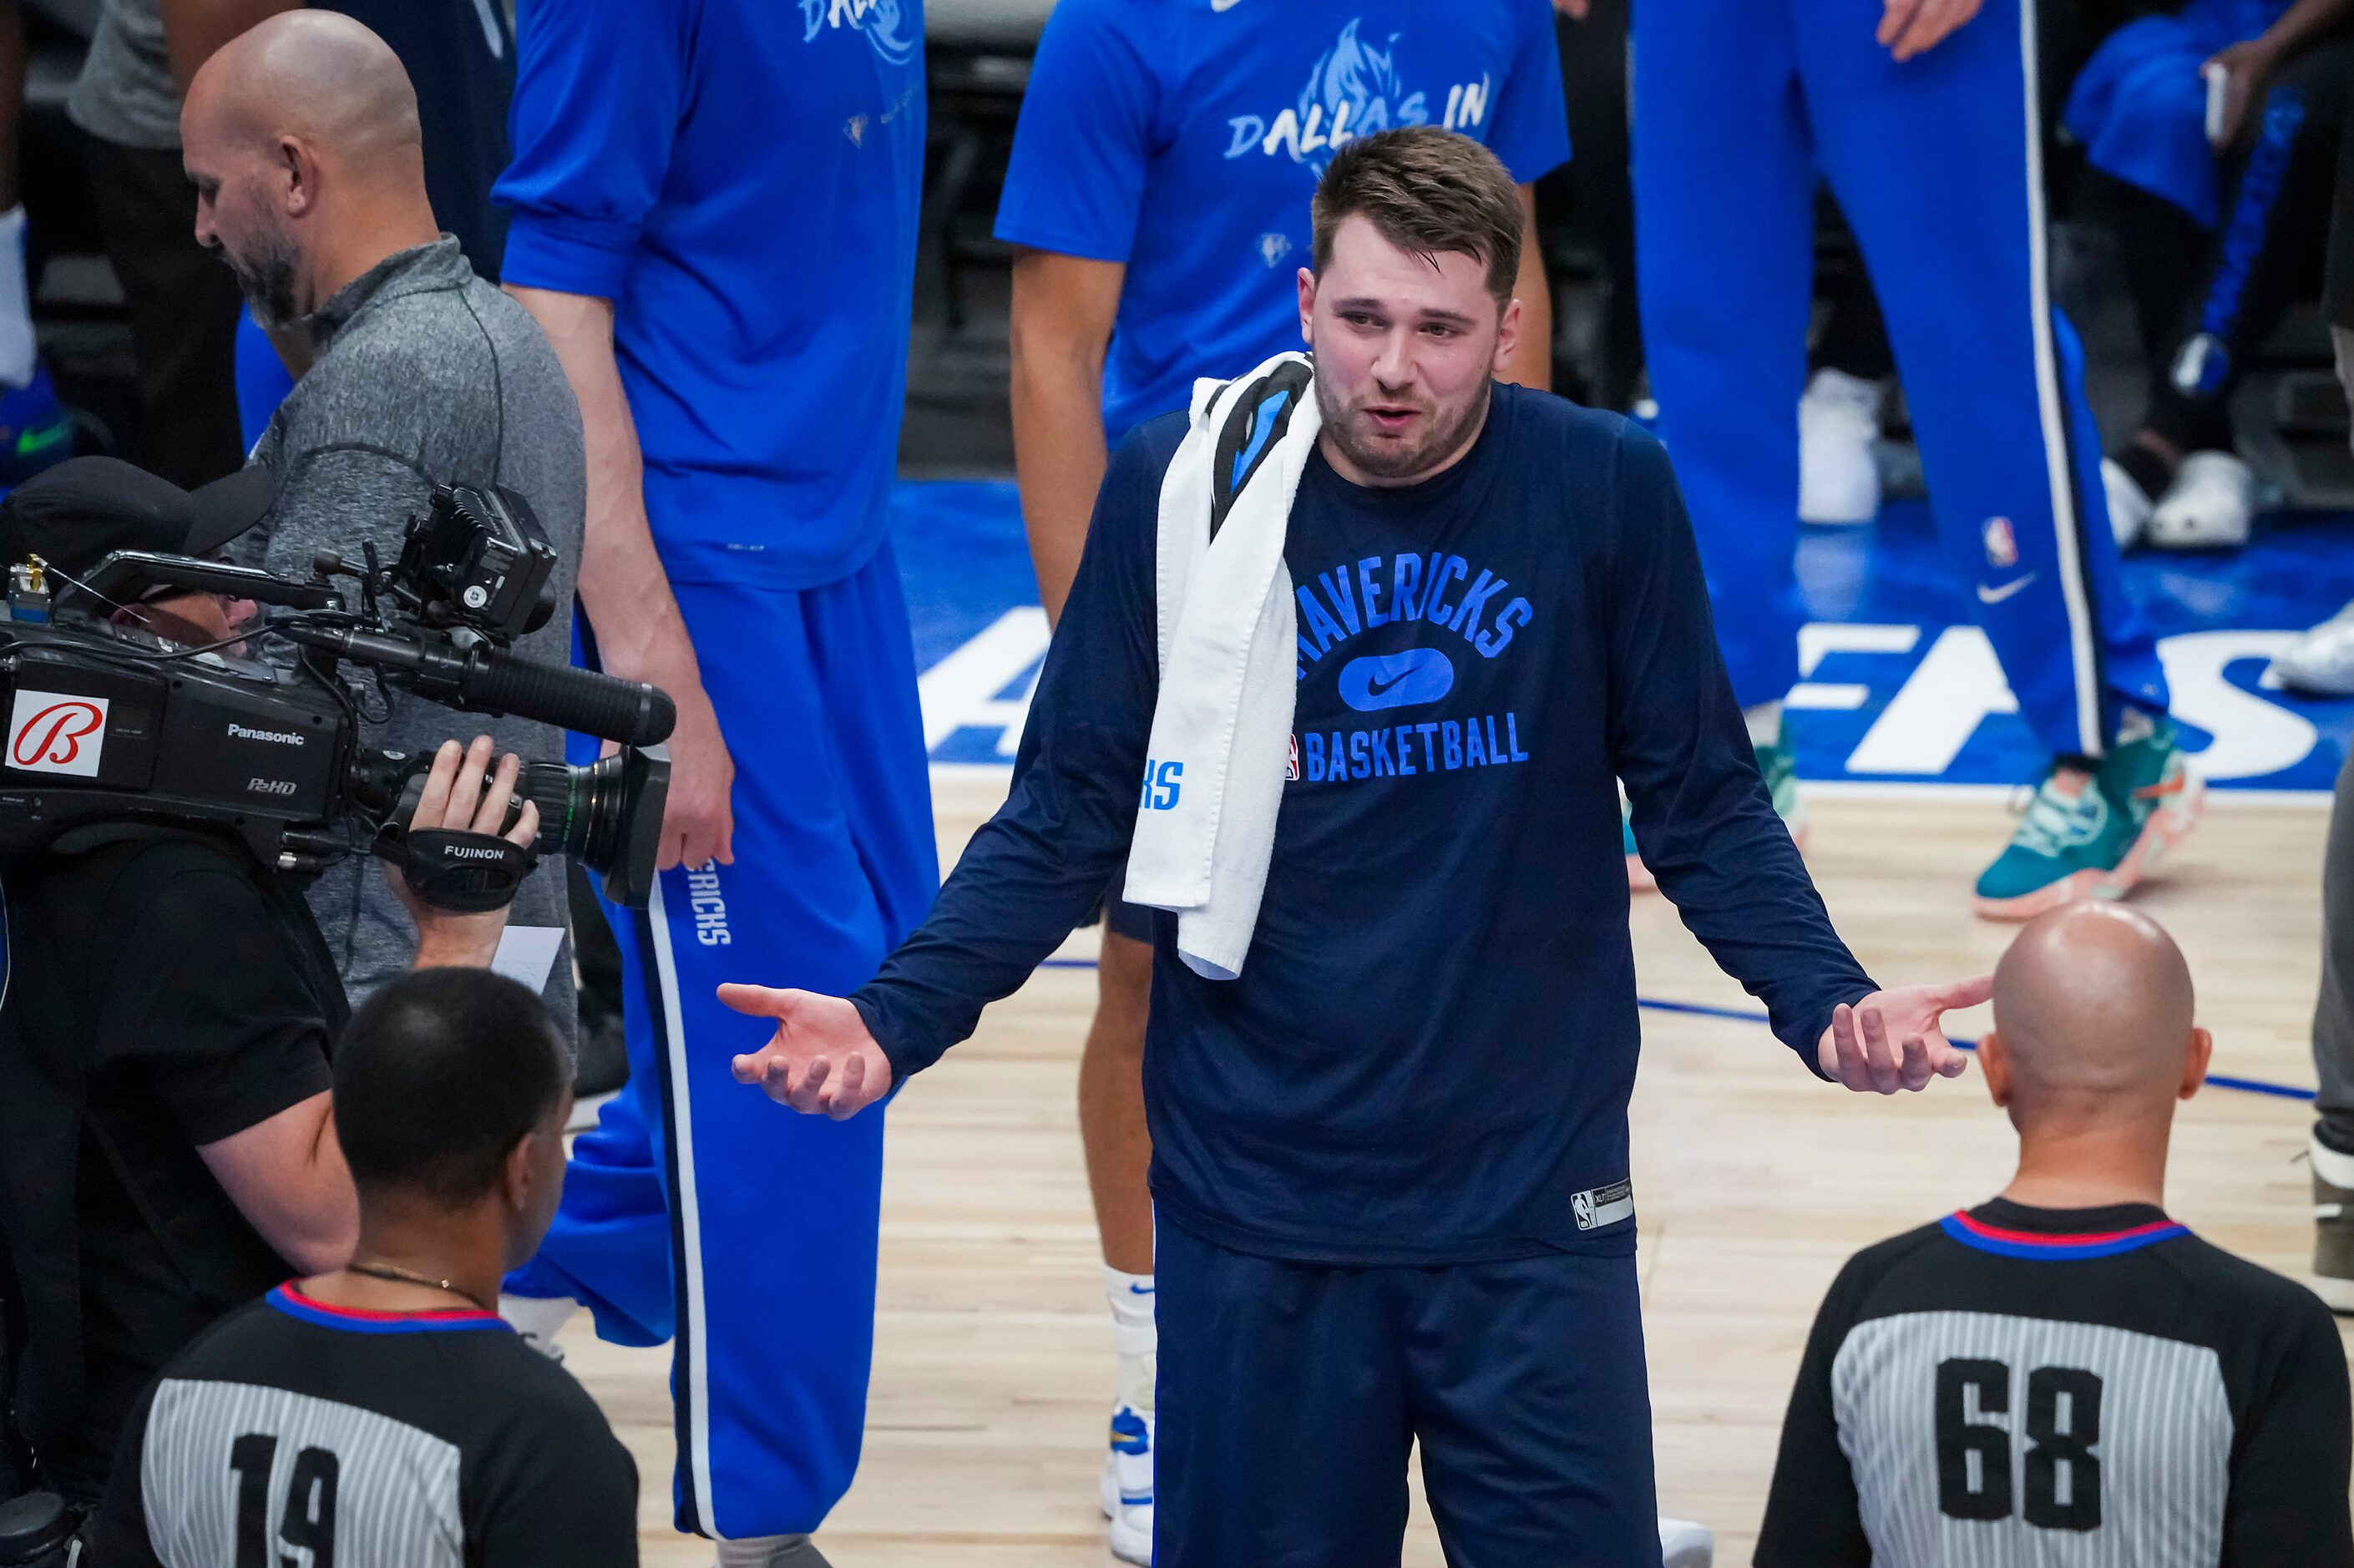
2019;0;2104;756
646;878;719;1536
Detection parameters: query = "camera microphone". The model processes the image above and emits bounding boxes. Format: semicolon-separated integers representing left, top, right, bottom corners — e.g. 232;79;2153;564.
281;625;676;747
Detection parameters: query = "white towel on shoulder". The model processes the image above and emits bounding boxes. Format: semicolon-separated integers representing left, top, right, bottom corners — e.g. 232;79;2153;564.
1125;352;1322;981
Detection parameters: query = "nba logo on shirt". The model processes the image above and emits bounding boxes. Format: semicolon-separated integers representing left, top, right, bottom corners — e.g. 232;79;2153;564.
1982;516;2018;570
1287;735;1301;781
8;690;107;777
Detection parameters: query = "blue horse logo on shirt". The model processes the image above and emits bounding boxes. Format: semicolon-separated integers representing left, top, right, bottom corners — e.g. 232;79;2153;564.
1226;19;1429;168
1224;19;1501;171
800;0;916;66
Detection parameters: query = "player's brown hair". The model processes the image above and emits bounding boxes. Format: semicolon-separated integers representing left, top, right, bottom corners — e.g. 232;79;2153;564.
1310;126;1523;306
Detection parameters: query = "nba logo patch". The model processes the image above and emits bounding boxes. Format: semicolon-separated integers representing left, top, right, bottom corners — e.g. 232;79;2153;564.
1572;1178;1634;1231
1286;735;1301;781
1982;517;2018;570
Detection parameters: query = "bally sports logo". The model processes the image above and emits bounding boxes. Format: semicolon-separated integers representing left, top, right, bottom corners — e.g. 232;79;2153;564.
8;690;109;777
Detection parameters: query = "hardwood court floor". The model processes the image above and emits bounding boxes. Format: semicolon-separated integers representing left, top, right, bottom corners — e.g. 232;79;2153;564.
570;777;2349;1566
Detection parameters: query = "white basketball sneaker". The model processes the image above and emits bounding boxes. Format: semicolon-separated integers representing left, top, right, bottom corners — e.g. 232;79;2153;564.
2102;456;2154;549
1661;1515;1715;1567
1101;1400;1154;1563
2270;599;2354;696
2146;450;2255;549
1798;369;1882;525
497;1292;576;1366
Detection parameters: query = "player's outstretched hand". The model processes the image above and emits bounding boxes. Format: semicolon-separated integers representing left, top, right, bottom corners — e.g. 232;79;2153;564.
1877;0;1982;61
1816;975;1991;1093
721;984;894;1120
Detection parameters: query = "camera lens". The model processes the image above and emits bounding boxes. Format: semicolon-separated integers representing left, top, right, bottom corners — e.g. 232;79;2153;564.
516;750;670;908
362;746;671;908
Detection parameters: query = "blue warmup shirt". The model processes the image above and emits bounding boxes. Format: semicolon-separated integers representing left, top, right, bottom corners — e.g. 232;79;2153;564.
494;0;924;588
995;0;1569;441
854;385;1876;1265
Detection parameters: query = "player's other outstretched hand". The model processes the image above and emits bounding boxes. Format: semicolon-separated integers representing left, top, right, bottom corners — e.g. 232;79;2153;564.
1817;975;1992;1093
721;985;894;1119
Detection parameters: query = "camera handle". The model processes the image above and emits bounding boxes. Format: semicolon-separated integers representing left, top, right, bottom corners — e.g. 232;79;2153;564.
373;827;538;913
73;552;341;613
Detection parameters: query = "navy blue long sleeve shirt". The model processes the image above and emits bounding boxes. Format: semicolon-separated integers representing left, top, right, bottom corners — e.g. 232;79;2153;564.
854;384;1876;1265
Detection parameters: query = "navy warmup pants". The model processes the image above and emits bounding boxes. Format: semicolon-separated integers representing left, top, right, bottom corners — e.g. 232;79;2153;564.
506;544;938;1539
1632;0;2169;761
1155;1220;1660;1568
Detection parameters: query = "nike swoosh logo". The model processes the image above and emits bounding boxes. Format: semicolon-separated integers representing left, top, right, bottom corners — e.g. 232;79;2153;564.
1364;671;1408;699
1976;574;2038;604
1126;1282;1155;1295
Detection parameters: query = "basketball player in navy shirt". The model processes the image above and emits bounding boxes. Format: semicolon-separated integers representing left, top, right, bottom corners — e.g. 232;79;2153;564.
1759;902;2352;1566
722;130;1990;1567
993;8;1566;1550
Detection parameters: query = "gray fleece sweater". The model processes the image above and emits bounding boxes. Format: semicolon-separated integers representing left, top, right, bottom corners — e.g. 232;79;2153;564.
241;238;587;1034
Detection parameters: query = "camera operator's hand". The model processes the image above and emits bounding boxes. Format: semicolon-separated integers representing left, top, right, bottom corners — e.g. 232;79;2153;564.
392;736;543;969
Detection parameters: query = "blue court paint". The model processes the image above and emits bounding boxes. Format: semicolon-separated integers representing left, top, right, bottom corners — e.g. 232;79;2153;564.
894;478;2354;792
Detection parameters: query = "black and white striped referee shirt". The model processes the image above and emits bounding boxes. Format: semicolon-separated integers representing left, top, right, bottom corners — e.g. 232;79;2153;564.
1755;1199;2353;1568
92;1284;637;1568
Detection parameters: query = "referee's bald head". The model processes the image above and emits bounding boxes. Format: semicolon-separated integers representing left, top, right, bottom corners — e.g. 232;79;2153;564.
1987;903;2206;1115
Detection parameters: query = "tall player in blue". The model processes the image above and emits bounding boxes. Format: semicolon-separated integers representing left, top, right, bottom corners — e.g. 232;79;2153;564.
1632;0;2204;919
991;4;1566;1557
489;2;935;1564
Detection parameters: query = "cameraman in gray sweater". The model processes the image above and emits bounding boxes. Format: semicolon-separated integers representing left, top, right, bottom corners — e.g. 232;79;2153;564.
181;10;587;1031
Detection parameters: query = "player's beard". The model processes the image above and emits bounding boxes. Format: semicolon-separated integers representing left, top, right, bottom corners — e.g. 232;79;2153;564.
1314;370;1491;483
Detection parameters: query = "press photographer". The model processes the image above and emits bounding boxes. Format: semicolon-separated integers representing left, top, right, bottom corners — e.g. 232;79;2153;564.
0;455;669;1545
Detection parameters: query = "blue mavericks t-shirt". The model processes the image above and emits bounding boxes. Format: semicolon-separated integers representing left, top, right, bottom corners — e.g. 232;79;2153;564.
995;0;1571;439
853;386;1876;1265
495;0;924;588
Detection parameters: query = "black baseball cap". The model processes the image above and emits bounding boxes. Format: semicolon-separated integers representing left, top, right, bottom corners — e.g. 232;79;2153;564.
0;457;276;585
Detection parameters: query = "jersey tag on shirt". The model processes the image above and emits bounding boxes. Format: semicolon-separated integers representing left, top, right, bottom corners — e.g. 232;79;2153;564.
1572;1178;1633;1231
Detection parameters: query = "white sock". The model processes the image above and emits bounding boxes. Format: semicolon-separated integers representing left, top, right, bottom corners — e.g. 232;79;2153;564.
0;206;33;390
498;1292;578;1358
1743;701;1784;750
1104;1265;1156;1414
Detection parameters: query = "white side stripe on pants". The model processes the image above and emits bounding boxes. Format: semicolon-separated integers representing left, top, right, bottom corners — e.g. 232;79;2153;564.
648;875;721;1535
2018;0;2105;756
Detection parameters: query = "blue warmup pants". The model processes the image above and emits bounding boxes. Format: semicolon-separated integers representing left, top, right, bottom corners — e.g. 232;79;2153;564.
1631;0;2169;761
1154;1221;1659;1568
235;306;296;452
506;544;939;1539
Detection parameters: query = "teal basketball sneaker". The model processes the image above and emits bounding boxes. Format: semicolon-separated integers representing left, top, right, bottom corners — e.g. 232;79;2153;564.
1973;718;2202;921
1754;736;1808;852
